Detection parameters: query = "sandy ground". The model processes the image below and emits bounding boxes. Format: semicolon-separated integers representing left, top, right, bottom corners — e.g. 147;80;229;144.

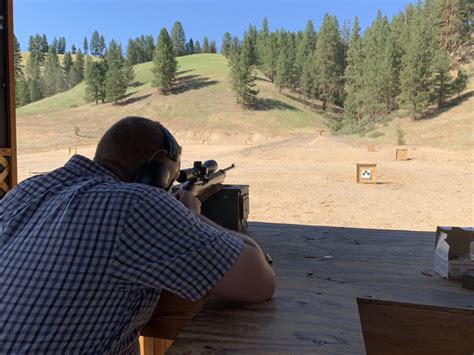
16;133;473;232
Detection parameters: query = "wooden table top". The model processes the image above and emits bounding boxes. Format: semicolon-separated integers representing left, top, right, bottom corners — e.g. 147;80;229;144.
168;222;474;354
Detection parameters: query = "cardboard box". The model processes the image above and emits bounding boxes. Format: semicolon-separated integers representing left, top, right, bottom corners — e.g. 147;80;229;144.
395;148;408;161
356;163;377;184
434;226;474;279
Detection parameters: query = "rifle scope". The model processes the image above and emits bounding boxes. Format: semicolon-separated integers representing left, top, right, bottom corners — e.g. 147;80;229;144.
177;160;218;183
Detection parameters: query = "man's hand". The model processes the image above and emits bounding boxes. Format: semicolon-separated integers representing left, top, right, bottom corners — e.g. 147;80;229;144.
196;183;223;202
174;189;201;214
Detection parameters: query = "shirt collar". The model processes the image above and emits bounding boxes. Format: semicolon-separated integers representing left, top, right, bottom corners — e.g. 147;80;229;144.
65;155;120;181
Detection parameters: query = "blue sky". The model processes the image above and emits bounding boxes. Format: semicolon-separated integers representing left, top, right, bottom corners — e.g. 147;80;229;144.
14;0;414;51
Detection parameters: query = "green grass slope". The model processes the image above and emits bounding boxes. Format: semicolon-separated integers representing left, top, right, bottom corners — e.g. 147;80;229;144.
16;54;327;152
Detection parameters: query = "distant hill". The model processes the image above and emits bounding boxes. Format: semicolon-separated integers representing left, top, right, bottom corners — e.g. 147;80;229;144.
16;54;327;152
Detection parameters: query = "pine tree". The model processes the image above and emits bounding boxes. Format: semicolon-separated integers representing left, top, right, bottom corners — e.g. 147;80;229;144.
261;32;278;82
221;32;232;58
90;31;100;55
85;58;107;104
170;21;186;56
43;46;65;96
431;49;452;108
13;35;23;78
123;60;135;85
344;16;364;124
63;52;74;89
452;68;468;98
202;37;210;53
300;54;315;100
57;37;66;54
29;78;43;102
106;39;123;70
243;25;258;66
152;28;177;94
26;36;44;101
40;34;48;53
400;5;436;117
295;20;316;92
360;11;391;118
210;40;217;53
105;67;127;104
435;0;471;52
69;49;85;87
195;40;201;54
229;34;258;107
99;35;106;57
83;36;89;55
126;39;139;65
230;37;240;58
71;44;77;54
257;17;269;66
16;75;31;107
51;38;59;53
186;38;195;55
313;14;345;109
275;32;295;92
145;35;155;61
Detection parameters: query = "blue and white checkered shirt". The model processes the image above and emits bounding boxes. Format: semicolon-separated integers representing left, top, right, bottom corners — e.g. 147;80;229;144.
0;155;243;354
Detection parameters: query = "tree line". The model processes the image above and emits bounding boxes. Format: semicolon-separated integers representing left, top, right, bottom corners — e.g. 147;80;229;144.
226;0;470;127
14;22;217;107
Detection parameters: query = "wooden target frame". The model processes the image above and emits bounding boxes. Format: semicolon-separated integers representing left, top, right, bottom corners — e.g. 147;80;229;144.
0;0;17;197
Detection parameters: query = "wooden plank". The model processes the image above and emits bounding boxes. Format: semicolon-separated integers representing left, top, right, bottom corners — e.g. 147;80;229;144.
169;223;474;354
141;290;208;340
0;147;11;156
367;144;376;152
139;337;173;355
357;298;474;355
0;0;17;195
396;148;408;161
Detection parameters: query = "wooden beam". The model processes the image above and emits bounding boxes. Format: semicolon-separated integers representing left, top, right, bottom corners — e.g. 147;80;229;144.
357;298;474;355
5;0;17;188
0;0;17;196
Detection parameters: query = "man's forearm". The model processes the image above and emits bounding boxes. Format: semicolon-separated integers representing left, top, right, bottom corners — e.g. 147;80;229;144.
197;215;264;254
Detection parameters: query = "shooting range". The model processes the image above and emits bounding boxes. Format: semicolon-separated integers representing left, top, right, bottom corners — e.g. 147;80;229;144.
2;0;473;353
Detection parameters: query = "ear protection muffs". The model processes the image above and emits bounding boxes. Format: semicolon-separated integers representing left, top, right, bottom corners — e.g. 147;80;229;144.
134;160;171;190
133;127;181;190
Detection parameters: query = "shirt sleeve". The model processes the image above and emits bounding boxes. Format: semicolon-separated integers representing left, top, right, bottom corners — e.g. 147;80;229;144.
112;187;244;301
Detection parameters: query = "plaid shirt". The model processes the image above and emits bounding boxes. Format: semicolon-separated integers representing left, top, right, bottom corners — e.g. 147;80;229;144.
0;155;243;354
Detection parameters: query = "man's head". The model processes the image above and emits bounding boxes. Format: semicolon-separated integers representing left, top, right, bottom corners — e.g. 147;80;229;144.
94;116;181;187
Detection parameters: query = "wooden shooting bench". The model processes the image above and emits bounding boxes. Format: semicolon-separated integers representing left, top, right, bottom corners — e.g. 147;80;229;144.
147;222;473;354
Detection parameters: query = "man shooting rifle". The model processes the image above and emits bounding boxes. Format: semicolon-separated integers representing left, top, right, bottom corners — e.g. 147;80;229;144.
1;116;276;353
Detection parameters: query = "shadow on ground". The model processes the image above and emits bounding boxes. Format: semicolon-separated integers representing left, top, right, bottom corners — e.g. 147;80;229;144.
254;98;300;111
118;93;153;106
171;75;218;94
416;91;473;120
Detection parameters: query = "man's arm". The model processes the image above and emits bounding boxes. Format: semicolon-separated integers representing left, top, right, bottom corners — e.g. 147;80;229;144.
197;214;276;302
175;191;276;303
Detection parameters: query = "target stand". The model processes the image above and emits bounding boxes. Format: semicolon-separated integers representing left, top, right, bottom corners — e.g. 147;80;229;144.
396;148;408;161
356;163;377;184
367;144;376;152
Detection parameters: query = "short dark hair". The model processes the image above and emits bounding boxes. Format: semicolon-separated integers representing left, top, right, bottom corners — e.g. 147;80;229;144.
94;116;172;180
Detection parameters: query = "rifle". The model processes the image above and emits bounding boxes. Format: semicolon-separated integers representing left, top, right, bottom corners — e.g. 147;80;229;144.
176;160;235;198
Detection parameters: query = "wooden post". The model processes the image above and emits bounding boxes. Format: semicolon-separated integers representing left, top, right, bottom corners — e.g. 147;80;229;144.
0;0;17;196
395;148;408;161
356;164;377;184
139;290;209;355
